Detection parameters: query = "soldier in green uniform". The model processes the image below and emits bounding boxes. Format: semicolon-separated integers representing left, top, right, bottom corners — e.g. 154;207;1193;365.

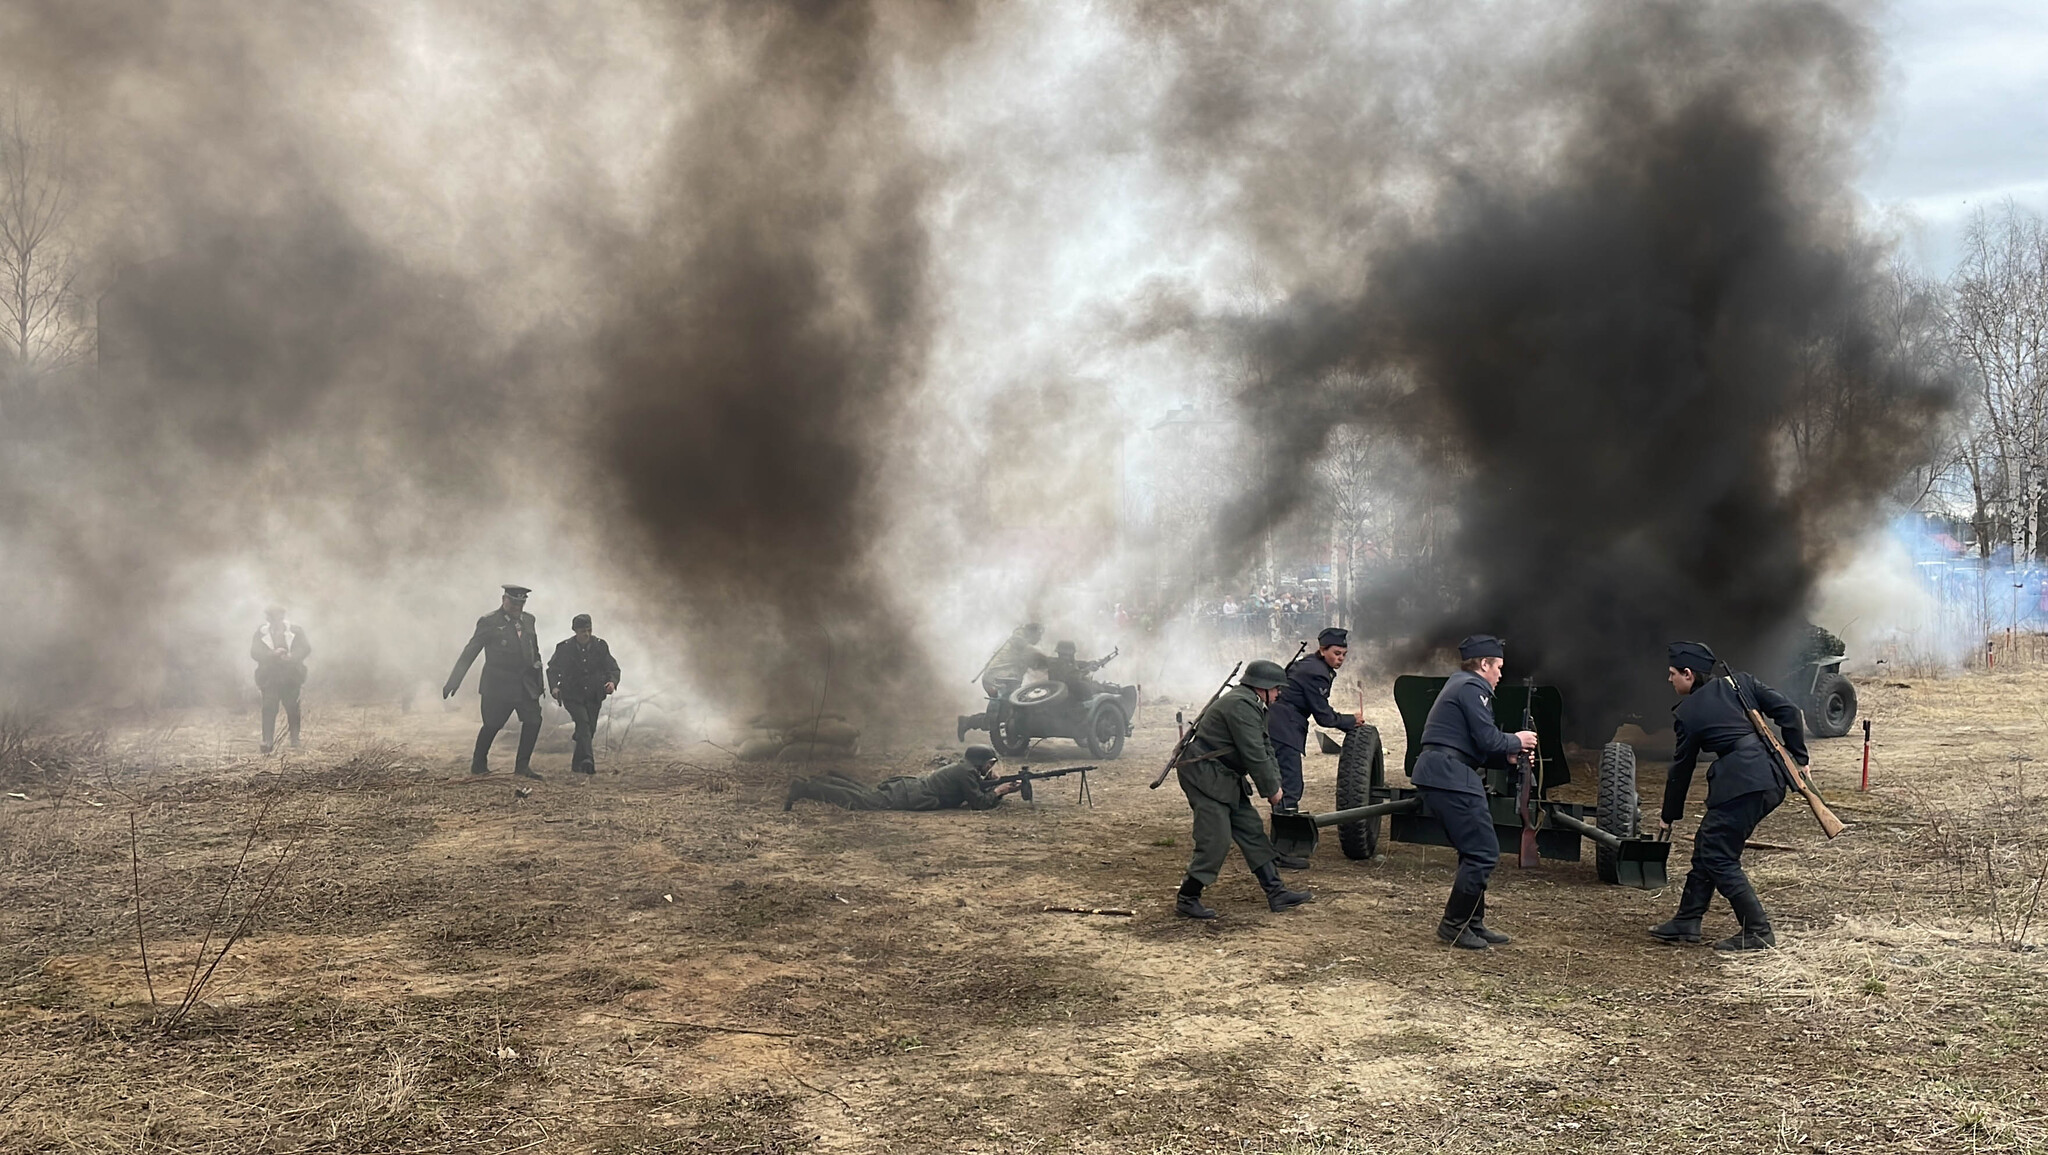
1173;659;1314;919
959;623;1046;741
784;745;1022;811
444;584;547;779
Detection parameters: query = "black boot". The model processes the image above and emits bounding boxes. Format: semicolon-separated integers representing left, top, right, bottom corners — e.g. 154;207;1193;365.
957;715;970;742
1273;853;1311;871
1715;882;1777;951
1469;892;1511;945
1175;877;1217;920
783;777;810;811
471;730;493;776
1253;862;1313;912
1650;873;1715;943
1437;887;1489;949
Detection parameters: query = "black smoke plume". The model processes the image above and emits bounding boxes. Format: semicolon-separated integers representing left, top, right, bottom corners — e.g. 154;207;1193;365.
594;2;969;712
1165;1;1955;733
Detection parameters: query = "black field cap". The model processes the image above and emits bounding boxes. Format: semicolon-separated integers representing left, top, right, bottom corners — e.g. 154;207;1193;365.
1668;641;1717;675
502;584;532;599
1458;634;1506;660
1318;626;1349;648
572;613;592;630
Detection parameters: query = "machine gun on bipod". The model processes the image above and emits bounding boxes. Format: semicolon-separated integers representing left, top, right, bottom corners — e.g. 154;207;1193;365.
991;763;1097;806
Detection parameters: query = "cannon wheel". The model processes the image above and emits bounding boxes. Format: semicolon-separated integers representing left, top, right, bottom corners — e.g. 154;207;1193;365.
1806;672;1856;739
1595;742;1643;885
1335;725;1385;861
1084;701;1126;760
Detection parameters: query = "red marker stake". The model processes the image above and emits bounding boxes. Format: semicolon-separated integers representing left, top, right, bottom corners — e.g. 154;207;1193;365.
1860;718;1872;792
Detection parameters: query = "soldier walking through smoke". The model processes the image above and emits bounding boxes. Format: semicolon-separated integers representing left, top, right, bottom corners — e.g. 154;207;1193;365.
958;622;1046;741
1411;636;1537;950
784;745;1021;811
547;613;620;777
250;604;310;754
1651;641;1805;952
1266;626;1365;866
1172;659;1313;919
444;584;546;779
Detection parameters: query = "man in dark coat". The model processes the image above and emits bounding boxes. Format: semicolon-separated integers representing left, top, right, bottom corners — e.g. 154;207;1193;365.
1266;626;1365;866
1651;641;1805;952
1410;635;1538;950
959;623;1046;741
250;604;310;754
444;584;546;779
547;613;621;777
1172;659;1313;919
784;745;1021;811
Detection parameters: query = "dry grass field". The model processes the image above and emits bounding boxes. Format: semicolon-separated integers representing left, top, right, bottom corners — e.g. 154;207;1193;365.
3;669;2046;1153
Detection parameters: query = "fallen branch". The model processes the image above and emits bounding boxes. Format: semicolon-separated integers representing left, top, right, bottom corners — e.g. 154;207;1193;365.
1042;905;1136;917
1682;836;1800;852
589;1011;816;1039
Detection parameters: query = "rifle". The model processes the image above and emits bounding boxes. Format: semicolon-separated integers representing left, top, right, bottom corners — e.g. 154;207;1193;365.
1515;677;1539;868
969;634;1015;685
991;763;1096;805
1084;645;1120;673
1283;640;1308;671
1150;662;1241;789
1724;675;1846;839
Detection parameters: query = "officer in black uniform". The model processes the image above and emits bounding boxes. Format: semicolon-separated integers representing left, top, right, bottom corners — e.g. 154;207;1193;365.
1651;641;1805;951
547;613;621;777
1266;626;1365;868
1410;635;1537;950
444;584;547;779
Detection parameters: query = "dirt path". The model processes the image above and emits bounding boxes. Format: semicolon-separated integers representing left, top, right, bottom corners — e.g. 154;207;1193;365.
3;671;2046;1153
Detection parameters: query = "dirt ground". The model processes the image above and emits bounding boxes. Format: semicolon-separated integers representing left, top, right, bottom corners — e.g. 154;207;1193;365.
4;670;2047;1154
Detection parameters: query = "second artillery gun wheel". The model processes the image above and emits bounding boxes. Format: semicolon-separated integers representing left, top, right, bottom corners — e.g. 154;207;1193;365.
1594;741;1643;885
1806;672;1857;739
1333;725;1385;860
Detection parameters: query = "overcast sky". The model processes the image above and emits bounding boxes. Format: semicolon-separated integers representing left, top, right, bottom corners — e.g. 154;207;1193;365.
1867;0;2048;270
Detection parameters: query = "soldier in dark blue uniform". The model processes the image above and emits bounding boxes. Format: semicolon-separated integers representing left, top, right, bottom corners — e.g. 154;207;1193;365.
1651;641;1805;951
444;584;547;779
547;613;621;777
1410;635;1537;950
1266;627;1365;870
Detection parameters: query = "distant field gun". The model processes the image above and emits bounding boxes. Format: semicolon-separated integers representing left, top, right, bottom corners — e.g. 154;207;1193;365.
1272;676;1669;889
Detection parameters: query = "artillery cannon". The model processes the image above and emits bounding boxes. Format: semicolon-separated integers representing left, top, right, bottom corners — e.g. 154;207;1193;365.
1269;676;1669;889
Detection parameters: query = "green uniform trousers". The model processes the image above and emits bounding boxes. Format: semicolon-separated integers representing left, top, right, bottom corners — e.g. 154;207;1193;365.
1178;767;1277;885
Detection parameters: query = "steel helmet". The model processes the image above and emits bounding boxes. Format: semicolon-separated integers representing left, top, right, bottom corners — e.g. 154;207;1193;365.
1241;659;1287;690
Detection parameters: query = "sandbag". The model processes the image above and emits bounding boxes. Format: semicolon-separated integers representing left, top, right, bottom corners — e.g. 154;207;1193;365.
735;737;784;762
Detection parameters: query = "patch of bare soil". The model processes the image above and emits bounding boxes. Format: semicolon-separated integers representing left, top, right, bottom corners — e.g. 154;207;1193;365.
3;672;2046;1153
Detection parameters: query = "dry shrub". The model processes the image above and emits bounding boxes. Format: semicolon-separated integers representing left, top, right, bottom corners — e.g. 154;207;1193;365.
1908;757;2048;951
320;738;415;788
0;711;107;789
1720;916;2044;1014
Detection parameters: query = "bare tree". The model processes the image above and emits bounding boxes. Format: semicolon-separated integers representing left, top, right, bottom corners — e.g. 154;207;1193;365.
1949;202;2048;558
0;93;89;391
